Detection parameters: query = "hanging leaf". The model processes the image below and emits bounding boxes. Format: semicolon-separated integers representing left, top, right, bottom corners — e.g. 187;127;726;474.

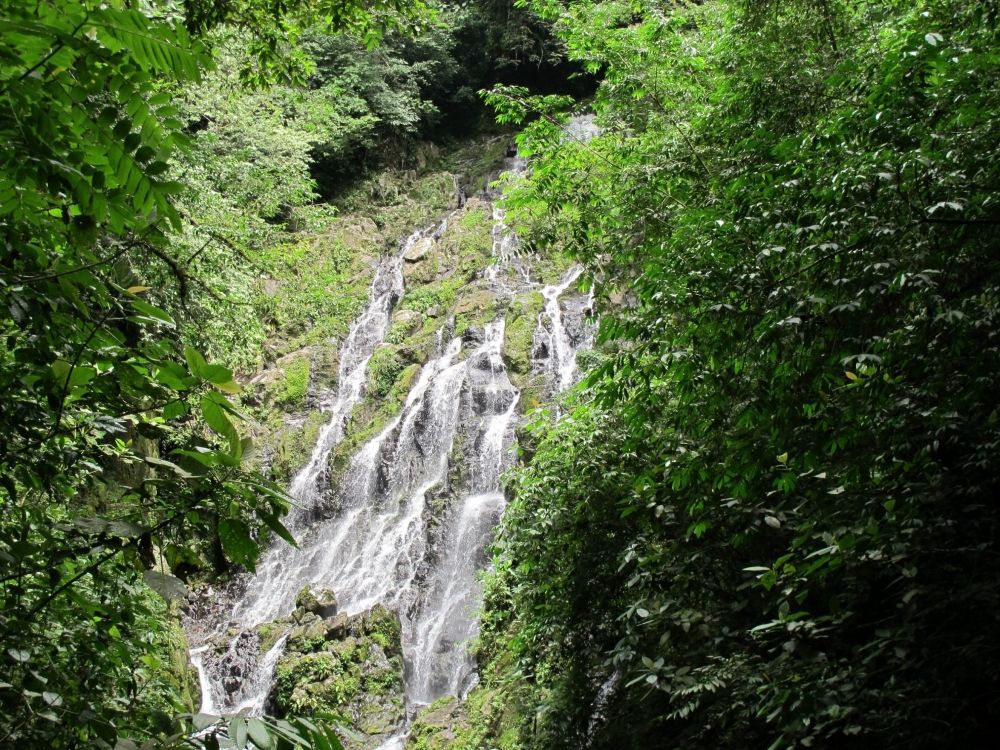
218;518;258;572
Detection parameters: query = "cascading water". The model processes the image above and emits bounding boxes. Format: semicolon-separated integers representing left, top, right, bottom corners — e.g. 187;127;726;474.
406;318;519;703
186;122;598;735
536;265;586;392
186;229;412;714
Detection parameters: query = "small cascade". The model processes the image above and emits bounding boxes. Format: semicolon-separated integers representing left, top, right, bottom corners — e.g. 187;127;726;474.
285;236;406;517
303;333;469;616
186;119;599;732
486;154;531;287
585;670;621;745
189;646;218;715
535;265;587;392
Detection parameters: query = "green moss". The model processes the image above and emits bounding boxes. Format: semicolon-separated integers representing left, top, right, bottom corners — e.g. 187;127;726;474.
327;361;422;486
164;606;201;714
400;277;462;316
527;251;575;286
335;168;458;243
322;671;361;706
257;222;380;355
503;292;544;384
267;408;328;483
288;619;327;653
363;664;402;696
363;604;402;656
439;136;510;196
256;621;287;655
387;310;424;344
403;685;528;750
454;288;497;337
367;345;406;399
276;354;311;407
407;696;473;750
441;202;493;281
330;636;364;663
274;652;339;711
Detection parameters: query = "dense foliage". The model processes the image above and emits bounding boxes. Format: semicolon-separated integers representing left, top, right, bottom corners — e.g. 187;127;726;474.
6;0;998;747
0;0;424;746
481;0;1000;748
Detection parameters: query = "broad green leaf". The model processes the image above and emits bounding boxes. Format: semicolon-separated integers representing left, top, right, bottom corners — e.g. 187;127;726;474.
218;518;258;572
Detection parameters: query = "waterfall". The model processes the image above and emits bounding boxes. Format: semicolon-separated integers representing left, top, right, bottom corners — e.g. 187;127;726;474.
186;126;597;727
536;266;586;392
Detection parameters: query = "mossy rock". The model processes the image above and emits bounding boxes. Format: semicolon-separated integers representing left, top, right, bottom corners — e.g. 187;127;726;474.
258;221;380;355
367;346;407;399
404;236;435;261
311;343;340;391
269;604;407;747
399;277;462;317
295;585;339;618
361;604;403;658
388;309;423;343
407;696;471;750
266;409;328;483
503;291;545;382
256;620;290;655
394;315;449;363
455;289;497;337
528;250;575;286
288;618;328;653
514;374;549;417
273;352;311;408
327;360;423;487
437;201;493;282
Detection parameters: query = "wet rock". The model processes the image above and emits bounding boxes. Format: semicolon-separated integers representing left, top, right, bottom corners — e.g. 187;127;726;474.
203;630;262;700
295;585;338;618
270;603;406;749
324;612;350;640
461;325;484;346
396;344;428;366
403;236;435;262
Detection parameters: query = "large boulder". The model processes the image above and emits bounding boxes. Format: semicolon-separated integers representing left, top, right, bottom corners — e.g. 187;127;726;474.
391;309;423;339
403;236;435;262
295;585;338;618
269;603;406;749
406;696;471;749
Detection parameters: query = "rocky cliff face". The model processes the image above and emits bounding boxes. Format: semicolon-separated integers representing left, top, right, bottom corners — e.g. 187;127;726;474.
183;131;598;748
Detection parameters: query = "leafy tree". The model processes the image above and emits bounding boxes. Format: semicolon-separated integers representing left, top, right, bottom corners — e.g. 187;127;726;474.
0;0;418;746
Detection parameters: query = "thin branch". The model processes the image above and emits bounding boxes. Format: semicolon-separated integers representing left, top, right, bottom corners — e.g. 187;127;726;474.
922;216;1000;226
48;305;119;440
9;242;133;284
25;509;188;619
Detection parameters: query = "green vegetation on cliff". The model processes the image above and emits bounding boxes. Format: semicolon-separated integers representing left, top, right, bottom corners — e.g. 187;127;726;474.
463;1;1000;749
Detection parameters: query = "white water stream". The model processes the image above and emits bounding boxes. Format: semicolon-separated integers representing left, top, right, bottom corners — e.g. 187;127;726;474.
186;128;596;733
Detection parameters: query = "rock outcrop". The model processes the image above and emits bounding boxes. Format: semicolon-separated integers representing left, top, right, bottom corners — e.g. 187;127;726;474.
269;597;406;749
